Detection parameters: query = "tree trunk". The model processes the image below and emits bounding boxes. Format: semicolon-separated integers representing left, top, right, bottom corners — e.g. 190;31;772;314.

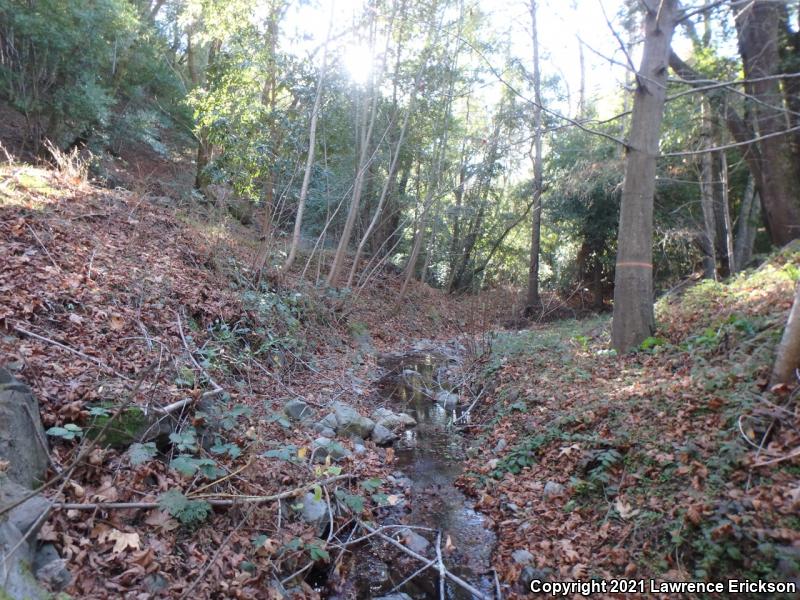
699;101;717;279
525;0;544;312
283;38;328;272
734;0;800;245
611;0;678;352
712;149;735;275
771;283;800;387
733;176;760;270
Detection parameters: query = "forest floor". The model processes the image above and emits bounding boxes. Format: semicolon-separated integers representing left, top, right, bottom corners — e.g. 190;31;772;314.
457;248;800;598
0;157;514;599
1;149;799;600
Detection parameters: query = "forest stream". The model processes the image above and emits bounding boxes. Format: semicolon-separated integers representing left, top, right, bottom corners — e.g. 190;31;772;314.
338;350;497;599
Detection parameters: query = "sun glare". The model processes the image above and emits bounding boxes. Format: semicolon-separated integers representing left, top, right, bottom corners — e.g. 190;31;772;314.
342;45;373;85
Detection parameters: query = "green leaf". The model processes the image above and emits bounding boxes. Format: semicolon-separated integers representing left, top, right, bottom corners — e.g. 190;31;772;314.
306;541;330;562
169;428;198;452
262;444;301;464
88;406;110;417
313;485;322;502
46;425;83;440
360;477;382;493
128;442;157;466
157;489;211;526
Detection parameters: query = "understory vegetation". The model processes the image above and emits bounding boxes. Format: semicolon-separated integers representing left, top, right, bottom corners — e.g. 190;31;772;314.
459;248;800;595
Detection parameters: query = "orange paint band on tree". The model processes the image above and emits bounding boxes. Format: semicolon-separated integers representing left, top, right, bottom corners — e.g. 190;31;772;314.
616;262;653;269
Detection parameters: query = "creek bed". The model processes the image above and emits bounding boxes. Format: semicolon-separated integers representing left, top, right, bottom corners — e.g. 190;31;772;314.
345;351;496;599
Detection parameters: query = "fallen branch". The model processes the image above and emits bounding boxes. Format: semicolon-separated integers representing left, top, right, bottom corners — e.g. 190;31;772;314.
12;323;133;382
176;310;223;394
53;474;354;511
358;521;491;599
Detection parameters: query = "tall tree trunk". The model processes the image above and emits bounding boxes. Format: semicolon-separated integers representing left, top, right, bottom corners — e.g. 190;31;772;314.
525;0;544;312
611;0;678;352
283;37;328;272
771;283;800;387
733;175;760;270
327;5;387;287
734;0;800;245
699;113;718;280
712;148;735;275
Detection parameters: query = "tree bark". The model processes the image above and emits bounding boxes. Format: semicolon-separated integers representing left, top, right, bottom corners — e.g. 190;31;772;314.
734;0;800;245
611;0;678;352
712;148;735;275
733;175;760;270
771;283;800;387
525;0;544;312
699;101;718;279
284;43;328;272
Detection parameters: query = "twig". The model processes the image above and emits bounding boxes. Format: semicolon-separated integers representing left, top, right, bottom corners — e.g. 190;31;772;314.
176;309;223;394
26;224;61;273
180;506;252;599
54;474;353;511
436;530;446;599
358;521;490;599
494;569;502;599
12;323;133;382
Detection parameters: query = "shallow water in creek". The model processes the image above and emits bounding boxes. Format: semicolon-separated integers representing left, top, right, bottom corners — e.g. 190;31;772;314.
347;351;496;599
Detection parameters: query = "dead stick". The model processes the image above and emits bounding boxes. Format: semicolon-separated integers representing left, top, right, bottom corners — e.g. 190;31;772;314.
358;521;490;599
54;475;353;511
12;323;133;382
176;309;223;394
26;224;61;273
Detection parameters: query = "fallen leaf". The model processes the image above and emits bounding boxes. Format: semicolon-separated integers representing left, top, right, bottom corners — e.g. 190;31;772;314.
102;529;140;554
614;497;640;520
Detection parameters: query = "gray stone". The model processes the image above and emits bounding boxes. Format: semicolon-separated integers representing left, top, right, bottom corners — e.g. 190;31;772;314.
374;594;413;600
399;528;430;555
494;438;507;453
434;391;459;409
284;398;313;421
320;412;339;430
0;476;53;600
312;437;351;463
371;424;397;446
0;368;49;488
543;481;565;501
353;442;367;455
301;492;328;534
311;423;336;438
512;549;535;566
333;402;375;438
34;547;71;592
143;572;169;594
373;408;416;431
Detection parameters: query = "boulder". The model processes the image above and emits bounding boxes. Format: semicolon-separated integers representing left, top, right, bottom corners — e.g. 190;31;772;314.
543;481;565;501
312;437;351;463
284;398;313;422
1;476;56;600
399;528;430;555
0;369;66;600
311;423;336;438
300;492;328;535
374;594;412;600
371;424;397;446
0;368;48;488
372;408;416;431
320;412;339;430
34;543;71;591
333;403;375;438
434;391;459;409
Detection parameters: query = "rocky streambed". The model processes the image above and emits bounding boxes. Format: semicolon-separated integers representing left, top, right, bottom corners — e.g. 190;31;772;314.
333;348;497;599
